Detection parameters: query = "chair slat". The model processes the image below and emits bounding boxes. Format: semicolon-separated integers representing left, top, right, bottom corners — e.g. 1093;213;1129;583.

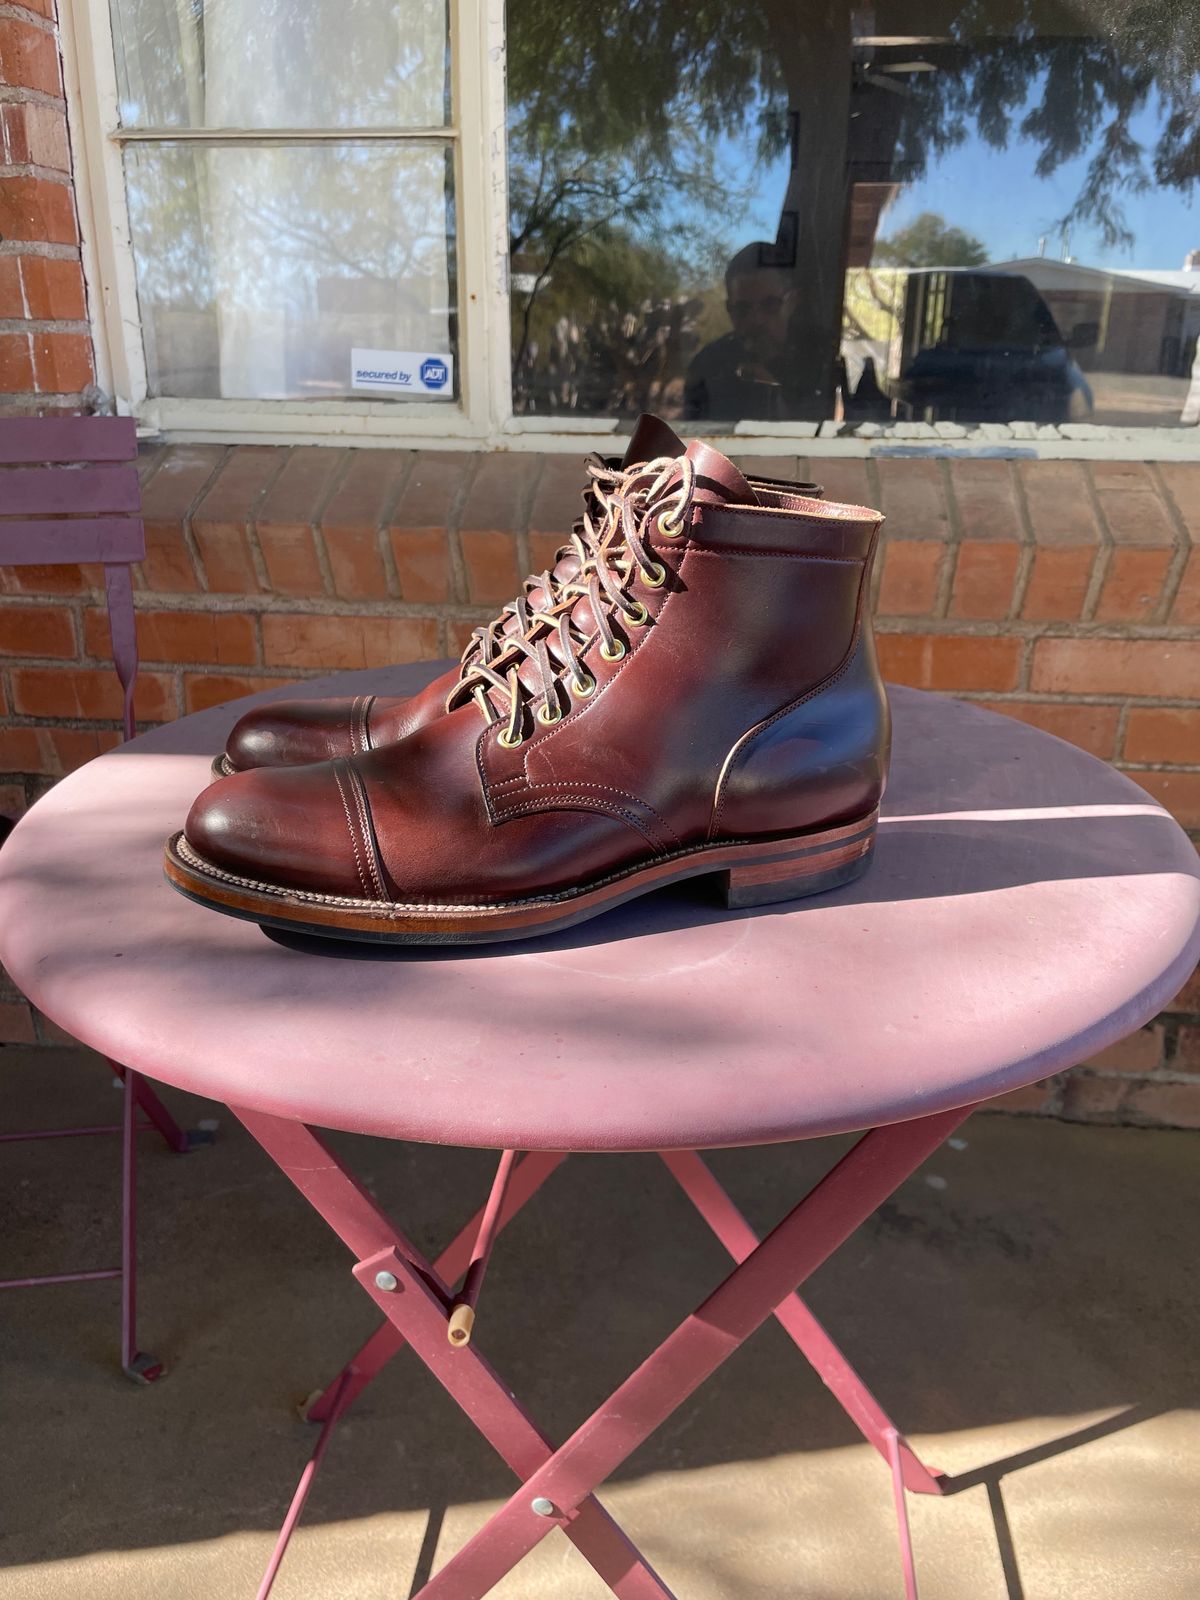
0;415;139;465
0;465;141;516
0;518;146;566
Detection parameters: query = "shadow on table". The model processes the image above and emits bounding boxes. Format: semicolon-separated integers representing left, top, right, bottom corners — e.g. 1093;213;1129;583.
255;800;1189;966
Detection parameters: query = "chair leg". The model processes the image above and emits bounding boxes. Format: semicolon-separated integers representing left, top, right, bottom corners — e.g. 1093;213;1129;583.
107;1057;217;1155
121;1069;164;1385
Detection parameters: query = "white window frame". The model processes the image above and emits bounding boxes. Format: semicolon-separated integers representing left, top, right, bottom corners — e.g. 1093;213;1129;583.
60;0;1200;462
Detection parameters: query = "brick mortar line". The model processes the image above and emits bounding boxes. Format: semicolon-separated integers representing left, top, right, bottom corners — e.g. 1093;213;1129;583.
1114;696;1132;763
442;454;482;630
0;3;57;33
134;443;166;490
0;87;68;108
0;318;89;334
511;456;542;599
176;445;233;598
5;592;1200;646
1078;466;1116;622
0;390;91;406
996;457;1036;625
1114;760;1200;774
932;458;959;621
374;450;418;603
863;458;883;613
874;618;1200;639
304;447;353;601
0;240;78;260
243;446;294;594
307;448;356;597
0;162;73;186
6;680;1200;732
1148;460;1195;624
2;591;1199;644
952;688;1200;708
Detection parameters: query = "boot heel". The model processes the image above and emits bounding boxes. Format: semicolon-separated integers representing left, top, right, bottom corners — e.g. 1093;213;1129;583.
717;816;877;909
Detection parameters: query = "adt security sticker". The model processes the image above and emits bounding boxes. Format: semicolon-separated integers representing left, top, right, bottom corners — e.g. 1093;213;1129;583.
351;348;455;396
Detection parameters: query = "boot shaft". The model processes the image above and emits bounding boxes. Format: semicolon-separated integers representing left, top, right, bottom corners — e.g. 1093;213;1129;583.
482;451;885;846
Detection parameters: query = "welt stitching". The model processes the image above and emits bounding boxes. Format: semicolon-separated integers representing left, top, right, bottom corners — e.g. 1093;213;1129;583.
173;818;875;915
331;762;373;898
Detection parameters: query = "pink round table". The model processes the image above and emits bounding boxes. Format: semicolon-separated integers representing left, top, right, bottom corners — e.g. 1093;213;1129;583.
2;665;1197;1600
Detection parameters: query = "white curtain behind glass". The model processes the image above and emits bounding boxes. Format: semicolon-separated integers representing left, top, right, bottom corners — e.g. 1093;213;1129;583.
112;0;451;399
201;0;450;398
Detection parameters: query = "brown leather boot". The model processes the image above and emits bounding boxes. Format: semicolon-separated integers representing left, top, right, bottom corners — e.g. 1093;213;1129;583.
214;416;821;776
167;442;887;945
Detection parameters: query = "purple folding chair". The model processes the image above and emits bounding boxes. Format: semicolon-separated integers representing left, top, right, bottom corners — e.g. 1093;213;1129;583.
0;414;210;1383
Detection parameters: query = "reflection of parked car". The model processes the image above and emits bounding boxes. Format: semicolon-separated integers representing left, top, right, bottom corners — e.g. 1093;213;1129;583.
889;269;1094;424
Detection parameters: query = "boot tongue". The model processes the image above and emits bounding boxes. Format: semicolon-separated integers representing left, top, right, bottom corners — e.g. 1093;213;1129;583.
683;440;757;507
622;413;686;467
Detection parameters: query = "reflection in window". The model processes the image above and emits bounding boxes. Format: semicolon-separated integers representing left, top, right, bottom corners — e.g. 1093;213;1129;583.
506;2;1200;429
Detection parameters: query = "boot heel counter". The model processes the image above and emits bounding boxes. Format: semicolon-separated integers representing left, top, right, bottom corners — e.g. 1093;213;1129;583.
712;624;890;840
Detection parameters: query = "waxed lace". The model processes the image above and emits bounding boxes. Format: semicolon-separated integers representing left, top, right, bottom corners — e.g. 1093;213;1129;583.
454;454;623;688
446;454;693;744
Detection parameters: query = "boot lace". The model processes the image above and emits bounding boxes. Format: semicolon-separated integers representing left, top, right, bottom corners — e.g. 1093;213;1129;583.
455;454;622;688
446;454;693;746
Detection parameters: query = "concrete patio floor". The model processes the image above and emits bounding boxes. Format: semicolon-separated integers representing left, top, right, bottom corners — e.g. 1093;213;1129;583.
0;1044;1196;1600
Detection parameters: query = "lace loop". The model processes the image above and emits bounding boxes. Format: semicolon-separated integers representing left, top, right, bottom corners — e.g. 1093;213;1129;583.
447;454;693;739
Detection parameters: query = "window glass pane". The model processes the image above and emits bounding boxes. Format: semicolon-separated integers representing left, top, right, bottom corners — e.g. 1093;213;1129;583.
506;2;1200;430
110;0;449;129
125;143;457;401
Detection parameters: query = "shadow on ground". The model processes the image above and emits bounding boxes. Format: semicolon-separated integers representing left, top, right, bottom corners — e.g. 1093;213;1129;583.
1;1045;1196;1599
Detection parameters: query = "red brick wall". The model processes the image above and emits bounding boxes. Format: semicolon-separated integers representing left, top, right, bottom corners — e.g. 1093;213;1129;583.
0;0;94;414
0;442;1197;1126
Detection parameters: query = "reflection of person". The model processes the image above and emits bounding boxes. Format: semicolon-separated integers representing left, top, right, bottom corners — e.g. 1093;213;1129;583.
683;242;798;421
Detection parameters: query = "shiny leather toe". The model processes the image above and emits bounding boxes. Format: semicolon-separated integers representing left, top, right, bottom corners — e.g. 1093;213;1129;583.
224;695;384;772
185;762;375;899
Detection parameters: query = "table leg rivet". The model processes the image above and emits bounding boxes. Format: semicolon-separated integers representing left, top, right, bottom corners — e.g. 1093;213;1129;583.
374;1270;399;1292
530;1497;555;1518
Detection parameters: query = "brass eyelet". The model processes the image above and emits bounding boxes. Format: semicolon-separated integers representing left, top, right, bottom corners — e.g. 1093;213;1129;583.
496;727;523;749
657;510;685;538
571;673;597;699
536;701;562;726
640;562;667;589
599;637;626;662
624;600;651;627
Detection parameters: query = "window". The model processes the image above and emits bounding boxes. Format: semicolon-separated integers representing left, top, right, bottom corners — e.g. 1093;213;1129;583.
74;0;1200;446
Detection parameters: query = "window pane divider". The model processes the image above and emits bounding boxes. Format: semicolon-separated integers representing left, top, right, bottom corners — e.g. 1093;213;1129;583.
110;127;458;143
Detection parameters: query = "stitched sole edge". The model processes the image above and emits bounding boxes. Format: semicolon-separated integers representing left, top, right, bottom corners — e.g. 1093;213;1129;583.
162;814;878;947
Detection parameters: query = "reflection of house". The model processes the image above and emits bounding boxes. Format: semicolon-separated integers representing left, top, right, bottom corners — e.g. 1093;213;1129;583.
997;258;1200;377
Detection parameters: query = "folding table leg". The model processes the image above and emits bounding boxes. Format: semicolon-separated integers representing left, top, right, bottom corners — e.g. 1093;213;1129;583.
661;1148;940;1598
235;1110;675;1600
885;1427;920;1600
265;1152;567;1586
304;1150;567;1424
661;1148;942;1491
415;1107;973;1599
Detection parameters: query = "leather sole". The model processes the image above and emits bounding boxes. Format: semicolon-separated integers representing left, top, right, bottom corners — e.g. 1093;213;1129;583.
162;810;878;946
